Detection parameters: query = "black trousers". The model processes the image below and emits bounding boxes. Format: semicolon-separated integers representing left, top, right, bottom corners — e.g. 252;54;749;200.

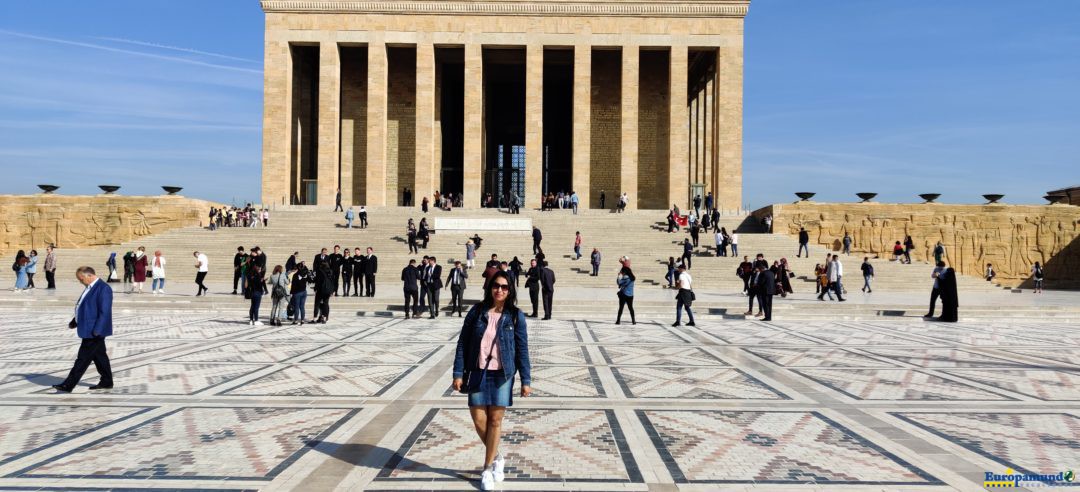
742;276;750;293
928;288;940;316
365;274;376;296
617;293;635;323
418;284;428;311
61;337;113;388
404;289;418;316
450;286;465;314
428;285;441;317
195;272;208;292
761;293;773;320
748;289;757;311
542;289;553;318
342;274;352;296
682;253;692;269
533;240;541;255
314;292;330;320
332;272;341;295
46;270;56;289
529;286;540;316
27;273;35;288
233;269;242;292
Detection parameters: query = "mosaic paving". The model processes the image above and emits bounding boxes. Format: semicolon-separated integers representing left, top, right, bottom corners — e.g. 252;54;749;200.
2;304;1079;490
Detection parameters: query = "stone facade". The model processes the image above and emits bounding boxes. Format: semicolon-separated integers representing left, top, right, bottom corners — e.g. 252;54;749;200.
758;202;1080;289
0;195;219;255
259;0;748;210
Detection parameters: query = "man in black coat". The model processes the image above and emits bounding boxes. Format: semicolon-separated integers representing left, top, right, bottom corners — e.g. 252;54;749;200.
937;267;959;322
540;261;556;320
425;257;443;318
532;227;543;255
745;265;761;316
401;259;420;318
445;260;468;316
524;259;541;317
232;246;246;294
329;245;343;296
757;266;776;321
418;257;430;313
351;248;364;296
363;247;377;296
797;227;810;258
313;248;329;271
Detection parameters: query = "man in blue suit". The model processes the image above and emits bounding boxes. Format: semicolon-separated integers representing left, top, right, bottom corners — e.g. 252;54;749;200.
53;266;114;392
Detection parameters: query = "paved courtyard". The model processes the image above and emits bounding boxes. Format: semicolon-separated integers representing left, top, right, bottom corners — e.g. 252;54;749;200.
0;306;1078;491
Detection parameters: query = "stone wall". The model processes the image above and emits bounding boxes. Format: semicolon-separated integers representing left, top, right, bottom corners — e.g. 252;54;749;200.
637;50;670;210
756;202;1080;289
0;195;220;255
590;50;621;207
387;46;417;206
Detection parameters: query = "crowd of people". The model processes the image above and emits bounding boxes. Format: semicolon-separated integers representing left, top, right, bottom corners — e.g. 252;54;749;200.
11;246;57;291
208;205;269;230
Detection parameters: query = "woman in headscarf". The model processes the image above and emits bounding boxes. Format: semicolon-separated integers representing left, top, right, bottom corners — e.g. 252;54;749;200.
777;258;794;297
132;247;148;293
12;250;29;291
937;267;959;322
106;252;118;282
615;258;636;325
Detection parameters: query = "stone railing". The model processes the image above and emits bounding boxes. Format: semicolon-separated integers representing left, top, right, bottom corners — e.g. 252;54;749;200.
754;201;1080;289
0;195;222;255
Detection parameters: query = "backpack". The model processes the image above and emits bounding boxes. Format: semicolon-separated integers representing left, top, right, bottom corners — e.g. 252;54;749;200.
273;281;288;300
11;261;18;272
1034;266;1044;279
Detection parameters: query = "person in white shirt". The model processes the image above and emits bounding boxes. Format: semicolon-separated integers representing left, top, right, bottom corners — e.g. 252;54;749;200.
829;255;845;301
194;251;209;296
150;251;166;294
714;230;725;257
730;232;739;256
673;265;695;326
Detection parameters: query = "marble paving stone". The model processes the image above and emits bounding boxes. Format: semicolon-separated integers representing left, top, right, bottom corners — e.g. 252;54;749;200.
528;366;606;398
700;324;822;345
859;347;1035;368
253;325;368;341
378;408;642;483
359;325;460;343
587;323;688;344
0;405;153;465
12;341;183;361
524;325;584;344
638;410;942;484
611;366;787;399
870;323;1055;346
68;362;268;395
115;321;256;340
599;345;727;366
941;368;1080;401
218;364;416;397
298;343;442;364
744;347;896;367
2;340;69;357
166;342;327;363
112;315;215;331
1002;348;1080;367
528;344;592;365
794;368;1015;401
794;325;928;346
892;412;1080;477
13;406;360;480
0;361;76;386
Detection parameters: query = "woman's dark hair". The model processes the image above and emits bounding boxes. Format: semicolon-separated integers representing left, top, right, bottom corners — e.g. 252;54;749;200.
619;265;636;282
15;250;26;259
668;257;674;266
272;265;284;275
482;269;518;312
30;249;37;256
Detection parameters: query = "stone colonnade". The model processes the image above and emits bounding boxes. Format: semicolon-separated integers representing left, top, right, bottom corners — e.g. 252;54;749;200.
260;1;748;210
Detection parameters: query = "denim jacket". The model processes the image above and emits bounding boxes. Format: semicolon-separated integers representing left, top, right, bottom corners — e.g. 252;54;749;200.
617;274;634;297
453;303;531;386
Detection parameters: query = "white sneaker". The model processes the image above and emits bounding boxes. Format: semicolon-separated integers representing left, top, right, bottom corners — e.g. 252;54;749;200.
159;290;165;295
493;453;505;482
253;320;264;326
480;469;495;491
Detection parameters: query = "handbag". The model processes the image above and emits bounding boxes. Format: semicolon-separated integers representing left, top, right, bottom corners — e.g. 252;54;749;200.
461;311;516;394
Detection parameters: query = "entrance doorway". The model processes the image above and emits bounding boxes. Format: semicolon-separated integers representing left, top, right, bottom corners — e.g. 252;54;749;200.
482;48;525;207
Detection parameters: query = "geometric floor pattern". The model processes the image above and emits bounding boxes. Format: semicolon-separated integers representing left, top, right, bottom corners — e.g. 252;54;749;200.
2;306;1080;490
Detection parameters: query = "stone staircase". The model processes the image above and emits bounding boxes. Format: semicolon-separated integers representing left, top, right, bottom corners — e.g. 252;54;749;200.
14;206;1003;294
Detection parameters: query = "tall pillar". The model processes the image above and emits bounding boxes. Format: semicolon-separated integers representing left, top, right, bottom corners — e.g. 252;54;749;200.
572;45;592;208
668;45;689;209
317;41;341;207
524;44;544;208
261;40;291;206
463;42;483;208
716;35;743;211
366;39;388;206
620;45;638;210
415;41;436;205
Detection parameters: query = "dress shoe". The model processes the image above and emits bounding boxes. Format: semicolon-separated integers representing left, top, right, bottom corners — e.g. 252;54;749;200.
686;322;696;326
542;317;551;320
51;384;73;393
671;322;680;327
89;384;113;390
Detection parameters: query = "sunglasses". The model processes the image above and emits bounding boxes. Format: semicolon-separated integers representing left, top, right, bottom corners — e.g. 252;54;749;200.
491;283;511;292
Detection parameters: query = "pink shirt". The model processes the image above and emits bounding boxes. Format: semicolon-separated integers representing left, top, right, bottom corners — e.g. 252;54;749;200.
478;309;503;370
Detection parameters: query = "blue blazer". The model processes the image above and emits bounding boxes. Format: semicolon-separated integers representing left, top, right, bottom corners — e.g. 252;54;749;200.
76;281;113;339
453;304;531;386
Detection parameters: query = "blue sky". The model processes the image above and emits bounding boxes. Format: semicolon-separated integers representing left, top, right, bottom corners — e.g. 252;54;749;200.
1;1;1077;207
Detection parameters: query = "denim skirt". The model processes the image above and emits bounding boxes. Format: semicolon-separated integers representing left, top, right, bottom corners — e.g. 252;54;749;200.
467;369;514;407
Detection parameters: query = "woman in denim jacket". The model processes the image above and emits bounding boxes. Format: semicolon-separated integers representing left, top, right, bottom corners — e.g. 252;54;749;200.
452;270;532;491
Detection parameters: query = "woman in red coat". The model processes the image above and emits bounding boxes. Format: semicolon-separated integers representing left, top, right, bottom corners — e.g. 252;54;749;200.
132;246;149;293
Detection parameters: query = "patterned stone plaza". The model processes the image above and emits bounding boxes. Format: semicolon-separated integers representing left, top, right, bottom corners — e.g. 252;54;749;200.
0;305;1078;491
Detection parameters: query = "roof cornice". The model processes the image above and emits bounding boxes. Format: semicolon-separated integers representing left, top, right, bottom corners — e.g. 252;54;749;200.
260;0;750;18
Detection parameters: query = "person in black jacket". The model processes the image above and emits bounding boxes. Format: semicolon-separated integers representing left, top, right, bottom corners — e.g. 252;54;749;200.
314;262;334;324
532;227;542;255
425;257;443;318
937;267;959;322
797;227;810;257
351;248;364;297
341;249;353;296
232;246;246;294
745;265;761;316
401;259;420;318
329;245;343;296
540;261;556;320
445;260;468;316
363;247;378;296
524;259;541;317
757;266;776;321
289;262;313;325
681;239;693;270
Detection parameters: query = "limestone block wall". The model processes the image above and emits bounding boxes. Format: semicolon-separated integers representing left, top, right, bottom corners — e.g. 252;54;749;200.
756;202;1080;289
589;50;621;207
0;195;220;255
637;50;670;210
387;47;417;206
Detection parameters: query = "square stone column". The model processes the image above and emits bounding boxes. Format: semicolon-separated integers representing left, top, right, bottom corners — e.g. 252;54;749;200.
261;40;291;207
525;44;544;208
415;41;436;206
366;39;388;206
715;33;744;211
668;45;689;210
462;42;483;208
572;45;591;208
620;45;639;210
317;41;341;207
